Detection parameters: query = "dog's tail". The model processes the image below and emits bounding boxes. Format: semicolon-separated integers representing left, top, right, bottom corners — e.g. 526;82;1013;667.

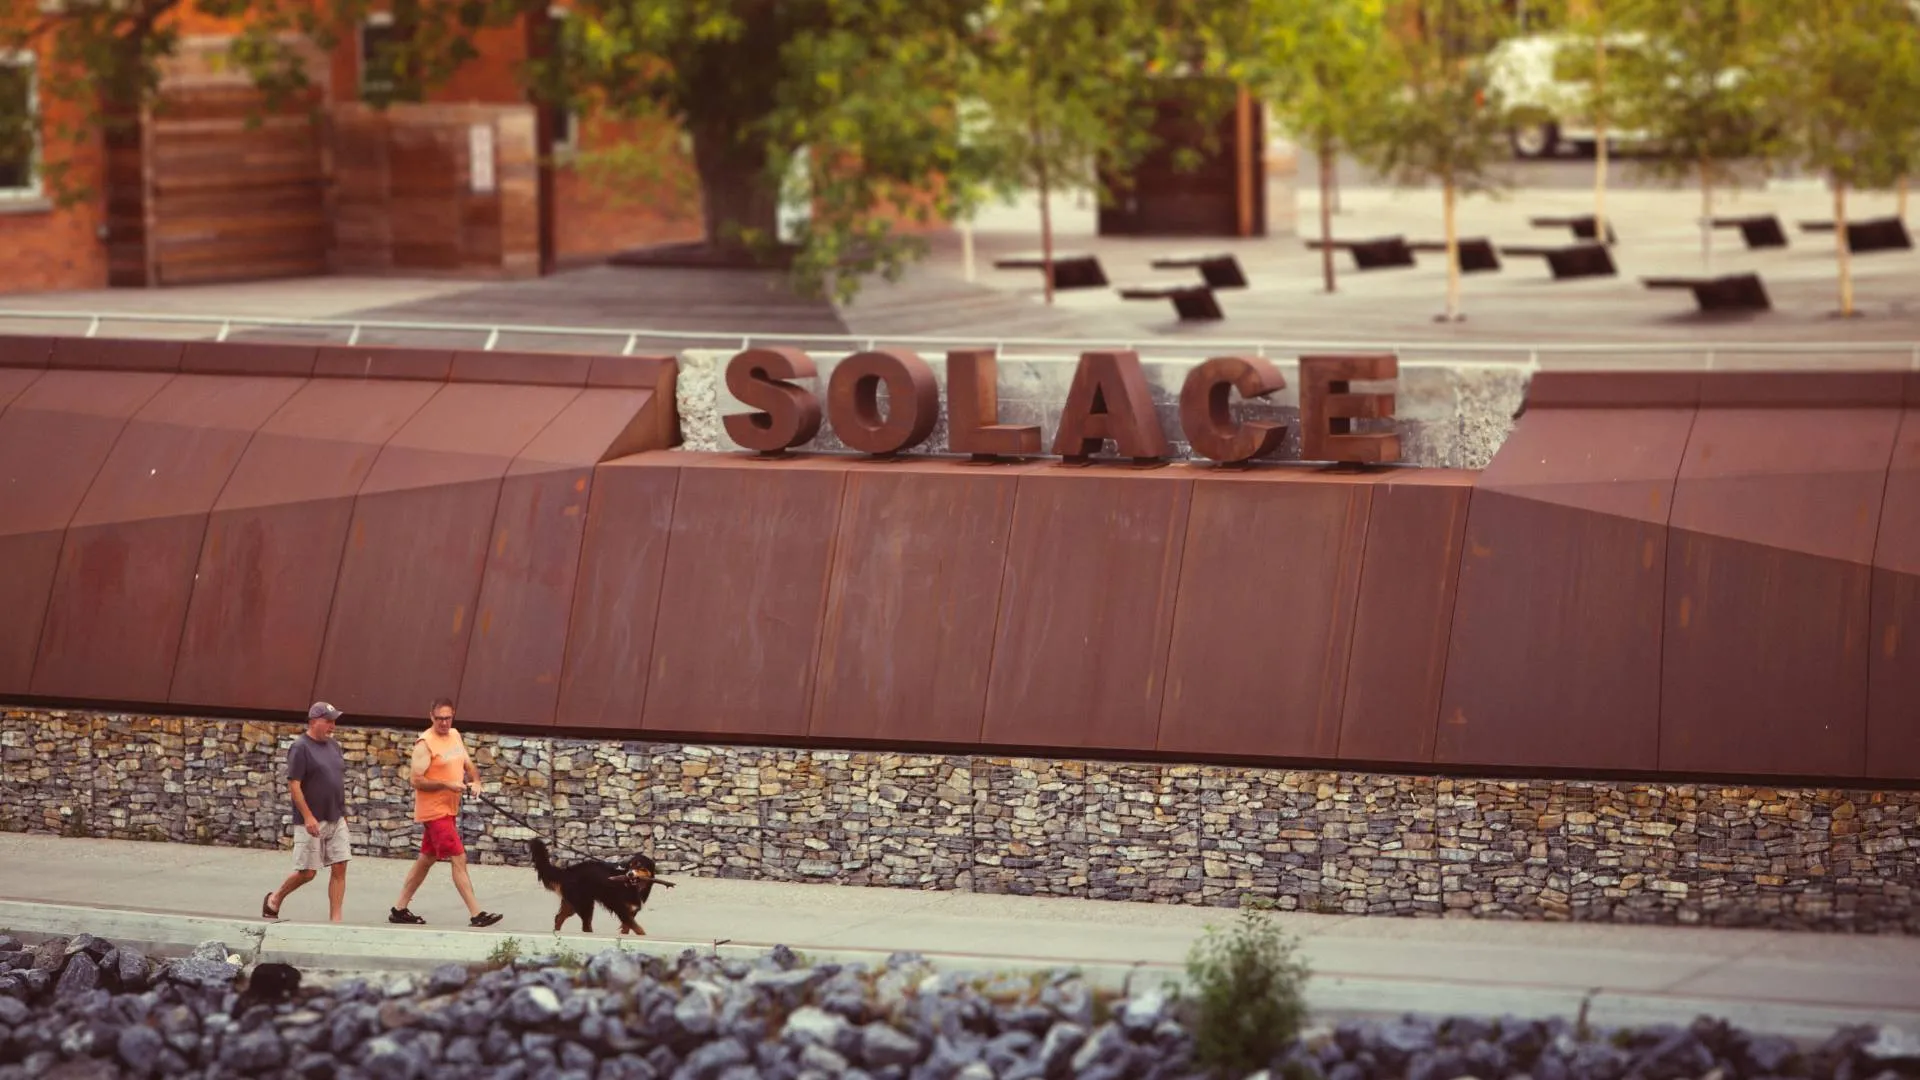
529;838;562;888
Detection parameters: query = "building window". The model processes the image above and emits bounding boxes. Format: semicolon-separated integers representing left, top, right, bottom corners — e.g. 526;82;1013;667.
0;52;39;200
548;6;578;154
360;13;400;102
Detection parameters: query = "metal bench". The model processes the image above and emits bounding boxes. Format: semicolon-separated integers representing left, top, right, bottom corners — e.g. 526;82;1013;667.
1642;272;1771;312
1148;252;1248;288
1304;236;1416;270
1529;214;1619;245
1709;214;1788;249
1117;283;1224;321
992;252;1111;289
1499;242;1618;280
1797;216;1914;254
1407;237;1502;273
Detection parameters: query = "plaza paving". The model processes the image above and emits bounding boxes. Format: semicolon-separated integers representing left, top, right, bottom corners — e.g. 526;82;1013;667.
1;834;1918;1040
1;181;1916;368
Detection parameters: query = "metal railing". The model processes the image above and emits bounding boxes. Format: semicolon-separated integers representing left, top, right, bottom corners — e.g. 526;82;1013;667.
3;307;1919;371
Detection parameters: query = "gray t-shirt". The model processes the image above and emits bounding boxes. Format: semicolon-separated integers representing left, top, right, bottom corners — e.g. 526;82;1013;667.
287;735;347;824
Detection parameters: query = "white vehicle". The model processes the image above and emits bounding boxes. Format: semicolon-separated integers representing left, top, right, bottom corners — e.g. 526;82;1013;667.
1484;32;1656;159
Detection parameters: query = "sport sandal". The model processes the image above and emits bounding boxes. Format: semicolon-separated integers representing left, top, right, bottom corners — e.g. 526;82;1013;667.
470;911;503;928
388;907;426;924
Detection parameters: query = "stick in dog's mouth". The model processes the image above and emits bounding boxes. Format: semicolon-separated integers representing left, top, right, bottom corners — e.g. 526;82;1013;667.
609;870;678;888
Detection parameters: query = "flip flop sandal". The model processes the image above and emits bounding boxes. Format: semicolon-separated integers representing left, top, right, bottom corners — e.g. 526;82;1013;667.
470;912;504;928
261;893;280;921
388;907;426;924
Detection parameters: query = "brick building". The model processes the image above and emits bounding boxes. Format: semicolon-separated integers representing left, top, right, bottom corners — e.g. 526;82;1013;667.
0;6;705;294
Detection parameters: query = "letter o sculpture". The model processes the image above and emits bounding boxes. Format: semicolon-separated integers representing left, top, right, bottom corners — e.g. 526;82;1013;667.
825;349;940;456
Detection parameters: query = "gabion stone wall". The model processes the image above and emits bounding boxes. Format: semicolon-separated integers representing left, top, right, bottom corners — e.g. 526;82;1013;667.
4;708;1917;933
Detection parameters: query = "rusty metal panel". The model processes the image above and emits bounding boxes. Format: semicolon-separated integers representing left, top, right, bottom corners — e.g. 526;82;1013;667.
312;346;454;382
0;370;174;694
49;337;185;373
181;341;319;378
1869;390;1920;779
30;375;306;703
982;469;1192;753
1339;469;1474;765
0;368;43;413
0;335;53;368
313;382;580;719
1662;376;1904;778
588;354;676;390
170;378;442;712
1158;468;1375;760
810;460;1028;744
461;388;660;726
554;456;680;730
1438;373;1700;771
450;350;593;387
641;456;848;738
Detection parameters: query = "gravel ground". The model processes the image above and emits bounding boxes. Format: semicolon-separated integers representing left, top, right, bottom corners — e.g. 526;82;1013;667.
1;931;1918;1080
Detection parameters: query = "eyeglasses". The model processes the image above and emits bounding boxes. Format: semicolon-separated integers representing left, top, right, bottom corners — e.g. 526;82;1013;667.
432;713;455;722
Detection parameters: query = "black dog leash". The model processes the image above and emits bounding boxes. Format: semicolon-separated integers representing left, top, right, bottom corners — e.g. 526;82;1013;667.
466;786;631;867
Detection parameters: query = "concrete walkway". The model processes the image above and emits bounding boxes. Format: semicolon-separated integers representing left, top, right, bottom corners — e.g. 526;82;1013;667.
1;834;1916;1039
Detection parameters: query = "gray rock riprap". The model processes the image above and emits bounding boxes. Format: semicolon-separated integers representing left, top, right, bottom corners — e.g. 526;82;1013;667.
1;931;1916;1080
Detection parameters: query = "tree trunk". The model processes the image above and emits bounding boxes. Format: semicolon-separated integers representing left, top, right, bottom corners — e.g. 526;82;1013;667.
1835;176;1854;317
1442;177;1461;321
1594;34;1609;243
1901;176;1910;222
1318;133;1337;293
1699;158;1713;273
690;120;781;252
1038;153;1056;307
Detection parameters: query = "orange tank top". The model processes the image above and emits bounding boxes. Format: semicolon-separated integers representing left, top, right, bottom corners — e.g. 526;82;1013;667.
413;727;468;823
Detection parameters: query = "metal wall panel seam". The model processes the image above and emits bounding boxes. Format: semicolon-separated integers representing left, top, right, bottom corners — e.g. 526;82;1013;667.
0;370;48;421
1646;399;1706;775
438;387;589;714
1418;480;1481;767
1317;479;1378;760
21;373;177;693
797;469;854;738
630;462;687;735
1855;402;1909;773
301;379;458;710
160;377;315;706
1148;471;1208;753
963;467;1028;745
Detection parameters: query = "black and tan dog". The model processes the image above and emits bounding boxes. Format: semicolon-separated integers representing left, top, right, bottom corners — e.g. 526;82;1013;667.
529;838;673;935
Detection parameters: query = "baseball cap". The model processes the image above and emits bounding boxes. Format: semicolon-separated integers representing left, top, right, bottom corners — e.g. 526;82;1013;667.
308;702;343;722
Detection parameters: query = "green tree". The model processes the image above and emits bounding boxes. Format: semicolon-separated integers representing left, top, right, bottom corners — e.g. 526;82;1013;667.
1234;0;1395;294
1604;0;1770;271
1181;907;1312;1078
1362;0;1516;322
1754;0;1920;315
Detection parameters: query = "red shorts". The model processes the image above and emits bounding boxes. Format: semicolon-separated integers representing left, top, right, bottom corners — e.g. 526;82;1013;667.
420;816;464;860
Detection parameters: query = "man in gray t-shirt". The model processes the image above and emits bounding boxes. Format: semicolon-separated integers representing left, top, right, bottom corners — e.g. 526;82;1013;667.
262;703;353;922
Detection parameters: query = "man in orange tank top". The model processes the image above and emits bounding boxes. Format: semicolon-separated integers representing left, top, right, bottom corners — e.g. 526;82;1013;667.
386;697;504;927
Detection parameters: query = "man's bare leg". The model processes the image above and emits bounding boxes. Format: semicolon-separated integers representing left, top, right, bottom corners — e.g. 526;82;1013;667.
449;855;483;917
327;862;348;923
393;854;436;911
267;868;315;916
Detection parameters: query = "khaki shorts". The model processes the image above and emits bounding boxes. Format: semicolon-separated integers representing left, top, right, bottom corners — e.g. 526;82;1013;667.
291;819;352;871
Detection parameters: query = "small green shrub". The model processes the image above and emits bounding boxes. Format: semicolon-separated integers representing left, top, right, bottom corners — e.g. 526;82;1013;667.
484;937;523;969
1181;907;1312;1078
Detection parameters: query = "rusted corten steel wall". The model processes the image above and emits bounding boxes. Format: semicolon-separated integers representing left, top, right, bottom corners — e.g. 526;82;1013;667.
0;335;677;725
3;336;1918;786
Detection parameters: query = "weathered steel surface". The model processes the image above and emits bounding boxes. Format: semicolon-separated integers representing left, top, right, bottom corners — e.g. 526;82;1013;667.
313;382;579;719
313;345;455;382
1158;467;1374;759
49;337;185;373
0;368;42;413
1438;372;1700;771
181;341;319;378
1662;373;1904;778
461;387;666;726
554;458;680;730
170;378;443;712
1869;376;1920;779
0;371;174;694
811;460;1027;743
642;456;848;737
0;336;53;368
1338;468;1474;764
982;469;1192;752
823;349;941;456
31;375;305;702
450;350;594;387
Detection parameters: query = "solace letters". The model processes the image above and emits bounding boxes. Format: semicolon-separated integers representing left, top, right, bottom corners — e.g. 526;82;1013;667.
723;347;1401;466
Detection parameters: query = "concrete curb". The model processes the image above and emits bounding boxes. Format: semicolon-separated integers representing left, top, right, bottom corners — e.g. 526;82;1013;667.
5;900;1915;1040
